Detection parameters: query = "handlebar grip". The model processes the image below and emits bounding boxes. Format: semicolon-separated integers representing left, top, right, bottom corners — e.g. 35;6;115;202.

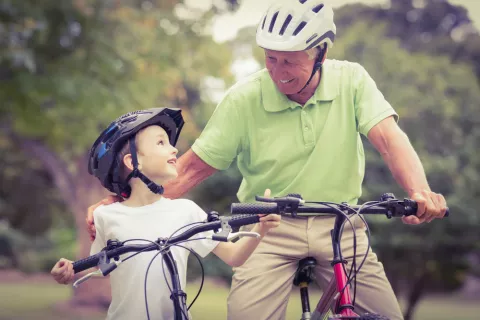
406;202;450;217
73;254;100;273
231;203;278;215
228;214;261;228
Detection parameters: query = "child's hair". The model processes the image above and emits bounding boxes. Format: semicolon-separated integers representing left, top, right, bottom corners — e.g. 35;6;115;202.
87;108;184;197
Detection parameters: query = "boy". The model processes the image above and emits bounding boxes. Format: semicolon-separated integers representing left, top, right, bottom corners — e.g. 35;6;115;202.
51;108;280;320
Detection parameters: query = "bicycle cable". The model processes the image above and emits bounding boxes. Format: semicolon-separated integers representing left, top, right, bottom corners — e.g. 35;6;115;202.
144;237;207;320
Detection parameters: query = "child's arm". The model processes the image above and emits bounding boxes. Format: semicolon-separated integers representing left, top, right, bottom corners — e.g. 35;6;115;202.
212;213;281;267
51;258;74;285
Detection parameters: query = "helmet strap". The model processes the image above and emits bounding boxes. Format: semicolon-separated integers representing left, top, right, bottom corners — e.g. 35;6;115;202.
296;45;327;94
125;136;164;195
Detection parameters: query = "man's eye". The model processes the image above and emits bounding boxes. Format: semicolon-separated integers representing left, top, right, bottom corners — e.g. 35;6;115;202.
158;140;164;145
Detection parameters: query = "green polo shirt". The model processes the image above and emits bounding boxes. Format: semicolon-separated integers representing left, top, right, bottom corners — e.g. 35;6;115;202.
191;59;397;203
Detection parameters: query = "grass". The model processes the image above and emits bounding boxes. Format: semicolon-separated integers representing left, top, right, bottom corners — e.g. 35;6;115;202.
0;279;478;320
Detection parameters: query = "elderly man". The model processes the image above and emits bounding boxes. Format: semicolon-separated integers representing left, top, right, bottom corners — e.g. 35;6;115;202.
86;1;447;319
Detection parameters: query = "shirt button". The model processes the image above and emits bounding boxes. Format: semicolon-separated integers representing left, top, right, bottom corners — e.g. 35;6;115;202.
304;126;309;131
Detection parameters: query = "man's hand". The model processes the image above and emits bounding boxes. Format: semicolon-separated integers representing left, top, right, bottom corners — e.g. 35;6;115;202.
402;190;447;225
86;195;123;241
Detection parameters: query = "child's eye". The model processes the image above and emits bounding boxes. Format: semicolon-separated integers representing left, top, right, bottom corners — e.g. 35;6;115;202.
158;140;164;145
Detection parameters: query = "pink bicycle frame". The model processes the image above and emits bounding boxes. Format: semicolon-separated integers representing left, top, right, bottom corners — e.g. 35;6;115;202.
333;260;359;317
330;213;359;317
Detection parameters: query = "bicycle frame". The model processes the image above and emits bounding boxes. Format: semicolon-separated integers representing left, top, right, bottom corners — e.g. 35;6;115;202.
329;213;358;317
310;213;359;319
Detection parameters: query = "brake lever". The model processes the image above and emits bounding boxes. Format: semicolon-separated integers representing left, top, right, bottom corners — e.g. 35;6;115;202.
206;231;260;242
73;269;103;288
227;231;260;242
73;249;123;288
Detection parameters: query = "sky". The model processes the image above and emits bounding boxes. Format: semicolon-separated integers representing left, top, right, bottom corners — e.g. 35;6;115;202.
208;0;480;42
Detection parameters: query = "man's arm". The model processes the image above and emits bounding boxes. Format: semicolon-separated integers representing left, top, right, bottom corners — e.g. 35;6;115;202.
163;149;218;199
367;116;447;224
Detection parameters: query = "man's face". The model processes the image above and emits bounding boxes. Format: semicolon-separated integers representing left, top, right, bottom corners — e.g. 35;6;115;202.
264;49;315;95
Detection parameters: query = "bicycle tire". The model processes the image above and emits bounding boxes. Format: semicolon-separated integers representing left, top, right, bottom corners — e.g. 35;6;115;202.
328;314;390;320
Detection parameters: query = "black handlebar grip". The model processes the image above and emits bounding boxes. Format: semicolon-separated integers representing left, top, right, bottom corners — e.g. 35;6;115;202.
73;254;100;273
231;203;278;215
228;214;261;228
406;202;450;218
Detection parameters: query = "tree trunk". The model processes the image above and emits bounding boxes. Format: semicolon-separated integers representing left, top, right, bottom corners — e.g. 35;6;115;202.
70;172;111;310
403;271;429;320
16;137;112;312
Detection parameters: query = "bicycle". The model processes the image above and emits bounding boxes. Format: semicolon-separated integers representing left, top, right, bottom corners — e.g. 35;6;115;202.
71;213;264;320
230;193;450;320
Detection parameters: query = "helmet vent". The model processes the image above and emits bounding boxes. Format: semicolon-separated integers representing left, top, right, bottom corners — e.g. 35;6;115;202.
306;33;318;44
312;4;324;13
299;0;308;4
279;14;292;36
261;15;266;30
269;11;279;33
293;21;307;36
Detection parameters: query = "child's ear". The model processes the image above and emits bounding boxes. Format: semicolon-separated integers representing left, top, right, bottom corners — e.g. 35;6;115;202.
123;154;134;171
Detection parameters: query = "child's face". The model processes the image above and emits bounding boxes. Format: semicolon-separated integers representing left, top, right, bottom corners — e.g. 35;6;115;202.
135;125;178;183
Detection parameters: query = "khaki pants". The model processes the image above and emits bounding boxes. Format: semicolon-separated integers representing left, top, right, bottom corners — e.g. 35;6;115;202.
227;216;403;320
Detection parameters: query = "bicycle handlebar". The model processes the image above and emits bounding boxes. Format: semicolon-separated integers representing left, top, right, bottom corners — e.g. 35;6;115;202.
231;194;450;218
73;214;260;274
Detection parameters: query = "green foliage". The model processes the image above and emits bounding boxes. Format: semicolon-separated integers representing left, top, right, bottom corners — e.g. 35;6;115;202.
329;18;480;295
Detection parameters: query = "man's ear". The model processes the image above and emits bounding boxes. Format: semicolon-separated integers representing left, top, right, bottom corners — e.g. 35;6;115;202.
321;48;328;64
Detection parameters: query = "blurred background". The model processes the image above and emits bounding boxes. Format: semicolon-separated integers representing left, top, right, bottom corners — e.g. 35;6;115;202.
1;0;479;319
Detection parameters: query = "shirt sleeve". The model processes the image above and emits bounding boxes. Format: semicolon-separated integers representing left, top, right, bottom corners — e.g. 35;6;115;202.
90;210;107;255
185;202;219;258
191;91;244;170
354;64;399;136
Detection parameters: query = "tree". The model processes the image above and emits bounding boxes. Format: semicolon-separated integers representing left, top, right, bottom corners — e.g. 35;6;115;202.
329;16;480;319
1;0;236;311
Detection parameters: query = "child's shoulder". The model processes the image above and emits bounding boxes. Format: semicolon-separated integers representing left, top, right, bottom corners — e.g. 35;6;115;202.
163;197;200;210
162;198;207;220
92;202;123;221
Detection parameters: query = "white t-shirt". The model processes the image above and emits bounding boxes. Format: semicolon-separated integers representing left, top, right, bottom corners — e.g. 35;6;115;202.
90;197;219;320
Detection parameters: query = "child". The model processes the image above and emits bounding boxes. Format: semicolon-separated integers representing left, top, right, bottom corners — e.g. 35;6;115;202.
50;108;280;320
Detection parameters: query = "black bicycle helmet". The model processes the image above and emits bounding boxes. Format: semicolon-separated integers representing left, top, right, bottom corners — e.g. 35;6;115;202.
88;107;184;198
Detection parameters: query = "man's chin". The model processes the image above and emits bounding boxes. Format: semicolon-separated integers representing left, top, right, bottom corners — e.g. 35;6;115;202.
275;84;298;95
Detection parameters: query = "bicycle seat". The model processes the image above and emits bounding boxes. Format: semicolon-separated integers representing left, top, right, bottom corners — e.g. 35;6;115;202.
293;257;317;286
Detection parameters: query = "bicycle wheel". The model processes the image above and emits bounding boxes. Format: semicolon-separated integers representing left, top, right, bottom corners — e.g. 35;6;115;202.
358;314;390;320
328;314;390;320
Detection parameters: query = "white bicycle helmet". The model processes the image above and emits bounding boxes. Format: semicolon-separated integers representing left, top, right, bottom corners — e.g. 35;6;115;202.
256;0;336;51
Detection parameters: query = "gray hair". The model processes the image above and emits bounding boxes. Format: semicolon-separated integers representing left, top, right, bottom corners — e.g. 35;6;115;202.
305;46;325;60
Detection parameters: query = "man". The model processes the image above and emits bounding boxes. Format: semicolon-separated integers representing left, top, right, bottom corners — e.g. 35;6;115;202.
86;1;447;319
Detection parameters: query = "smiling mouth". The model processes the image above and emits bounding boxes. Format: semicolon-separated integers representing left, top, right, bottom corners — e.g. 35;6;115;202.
167;159;177;165
280;78;294;84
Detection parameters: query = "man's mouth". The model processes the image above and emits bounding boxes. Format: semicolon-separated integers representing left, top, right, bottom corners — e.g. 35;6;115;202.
167;159;177;165
280;78;294;84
